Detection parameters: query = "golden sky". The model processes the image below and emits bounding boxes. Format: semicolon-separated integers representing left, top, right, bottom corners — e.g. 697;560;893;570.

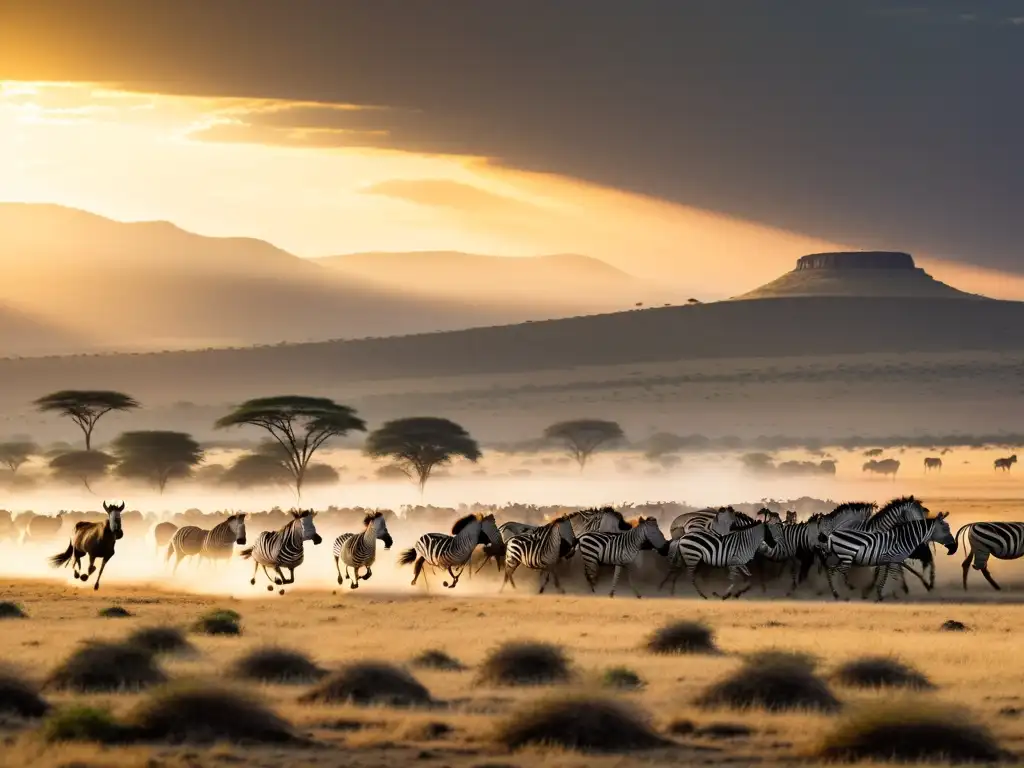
3;80;1023;300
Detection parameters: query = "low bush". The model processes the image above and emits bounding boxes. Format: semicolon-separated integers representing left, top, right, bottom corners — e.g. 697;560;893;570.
39;706;126;744
695;650;840;713
229;647;326;684
46;642;166;693
409;649;466;672
299;662;432;707
645;621;718;654
476;642;571;686
832;656;934;690
125;626;194;656
0;665;49;718
191;609;242;636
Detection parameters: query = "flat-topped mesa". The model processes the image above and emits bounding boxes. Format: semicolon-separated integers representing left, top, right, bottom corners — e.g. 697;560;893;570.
732;250;988;301
795;251;916;271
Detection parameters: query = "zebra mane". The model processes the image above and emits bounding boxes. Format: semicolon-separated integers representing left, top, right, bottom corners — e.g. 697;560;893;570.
731;520;764;532
362;510;385;526
829;501;877;516
877;495;927;516
290;508;315;519
578;506;626;523
451;513;482;534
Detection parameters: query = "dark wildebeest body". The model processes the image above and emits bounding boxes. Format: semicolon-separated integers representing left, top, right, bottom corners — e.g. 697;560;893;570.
49;501;124;591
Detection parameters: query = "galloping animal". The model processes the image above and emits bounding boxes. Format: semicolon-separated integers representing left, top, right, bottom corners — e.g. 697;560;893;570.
48;501;124;591
995;455;1018;472
924;457;942;472
239;509;322;595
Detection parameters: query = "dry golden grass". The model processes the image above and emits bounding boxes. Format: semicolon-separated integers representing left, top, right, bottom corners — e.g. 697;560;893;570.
3;497;1024;767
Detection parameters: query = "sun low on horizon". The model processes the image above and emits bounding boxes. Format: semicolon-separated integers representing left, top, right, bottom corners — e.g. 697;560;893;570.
2;80;1024;301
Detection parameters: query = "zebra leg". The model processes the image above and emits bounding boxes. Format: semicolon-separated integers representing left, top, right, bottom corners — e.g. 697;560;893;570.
411;557;425;586
92;554;113;591
623;565;643;599
443;566;462;588
874;564;896;602
334;556;344;584
473;554;491;574
961;550;973;590
538;569;553;594
249;560;259;586
363;567;373;581
824;564;846;600
689;566;710;599
608;565;624;598
350;566;361;589
977;553;1001;590
657;566;675;592
283;567;296;584
262;566;276;591
171;550;184;576
550;567;565;594
500;561;518;592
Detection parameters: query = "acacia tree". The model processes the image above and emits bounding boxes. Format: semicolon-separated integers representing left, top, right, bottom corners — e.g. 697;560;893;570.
48;450;116;492
214;396;365;497
33;391;141;451
0;441;38;474
365;417;481;492
110;431;204;493
543;419;625;471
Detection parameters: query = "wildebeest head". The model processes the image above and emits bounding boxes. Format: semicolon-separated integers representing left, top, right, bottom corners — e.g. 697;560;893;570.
103;501;125;539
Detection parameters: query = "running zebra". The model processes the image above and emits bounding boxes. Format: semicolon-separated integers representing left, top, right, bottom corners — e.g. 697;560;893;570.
165;514;246;573
995;455;1018;472
669;507;750;540
398;513;501;590
578;516;669;598
474;520;538;574
501;514;577;594
663;520;776;599
333;510;394;588
756;517;823;595
818;513;956;602
952;522;1024;590
239;509;322;595
863;497;934;594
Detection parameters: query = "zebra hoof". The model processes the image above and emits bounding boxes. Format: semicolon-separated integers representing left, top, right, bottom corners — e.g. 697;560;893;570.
79;574;89;582
337;575;343;584
443;581;450;587
250;578;256;586
274;579;283;585
266;585;274;592
350;583;357;590
279;589;285;595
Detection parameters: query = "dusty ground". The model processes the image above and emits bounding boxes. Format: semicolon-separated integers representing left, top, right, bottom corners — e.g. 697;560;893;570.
2;498;1024;766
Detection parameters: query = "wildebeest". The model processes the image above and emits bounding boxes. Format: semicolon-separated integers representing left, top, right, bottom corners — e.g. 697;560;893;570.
49;501;124;591
924;457;942;472
995;455;1018;472
18;512;65;544
863;458;900;479
150;521;178;553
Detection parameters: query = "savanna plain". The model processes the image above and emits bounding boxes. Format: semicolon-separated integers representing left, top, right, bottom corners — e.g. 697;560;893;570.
3;495;1024;767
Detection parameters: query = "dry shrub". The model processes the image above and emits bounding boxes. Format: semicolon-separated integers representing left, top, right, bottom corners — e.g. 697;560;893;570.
98;606;132;618
410;649;466;672
744;648;818;671
125;683;298;744
833;656;934;690
476;642;571;686
299;662;432;707
125;626;194;656
645;620;718;654
47;642;166;693
940;619;969;632
494;695;669;752
695;650;840;713
40;705;126;744
0;665;49;718
229;646;326;684
816;701;1009;763
0;601;27;619
191;609;242;636
396;719;454;741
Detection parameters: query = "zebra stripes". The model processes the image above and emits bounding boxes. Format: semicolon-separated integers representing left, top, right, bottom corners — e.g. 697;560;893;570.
669;507;752;539
953;522;1024;590
578;516;669;598
166;514;246;573
501;515;577;593
819;513;955;601
398;513;501;590
240;509;322;594
663;521;776;599
333;511;394;588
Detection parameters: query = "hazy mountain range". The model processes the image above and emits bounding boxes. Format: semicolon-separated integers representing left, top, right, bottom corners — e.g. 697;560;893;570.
0;204;674;356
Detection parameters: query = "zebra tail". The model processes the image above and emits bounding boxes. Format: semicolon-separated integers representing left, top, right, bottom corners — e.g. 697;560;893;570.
951;523;972;556
238;546;254;560
49;541;74;569
397;547;417;566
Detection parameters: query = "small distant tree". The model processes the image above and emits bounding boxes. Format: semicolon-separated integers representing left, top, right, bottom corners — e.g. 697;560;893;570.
543;419;625;471
33;391;141;451
0;441;38;474
214;396;366;497
365;417;481;492
110;431;204;493
48;450;116;492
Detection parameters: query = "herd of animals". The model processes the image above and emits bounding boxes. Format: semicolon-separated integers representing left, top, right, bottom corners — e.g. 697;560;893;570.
4;496;1024;599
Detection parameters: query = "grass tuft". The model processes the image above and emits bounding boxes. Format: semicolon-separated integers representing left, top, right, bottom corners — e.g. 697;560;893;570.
832;656;934;690
696;650;840;713
601;666;645;691
97;606;133;618
299;661;432;707
409;649;466;672
125;682;299;744
0;665;50;718
229;646;326;684
476;642;571;686
644;620;718;655
940;619;970;632
125;626;194;656
46;642;166;693
494;695;669;752
0;601;27;619
40;705;127;744
191;609;242;636
816;701;1009;763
